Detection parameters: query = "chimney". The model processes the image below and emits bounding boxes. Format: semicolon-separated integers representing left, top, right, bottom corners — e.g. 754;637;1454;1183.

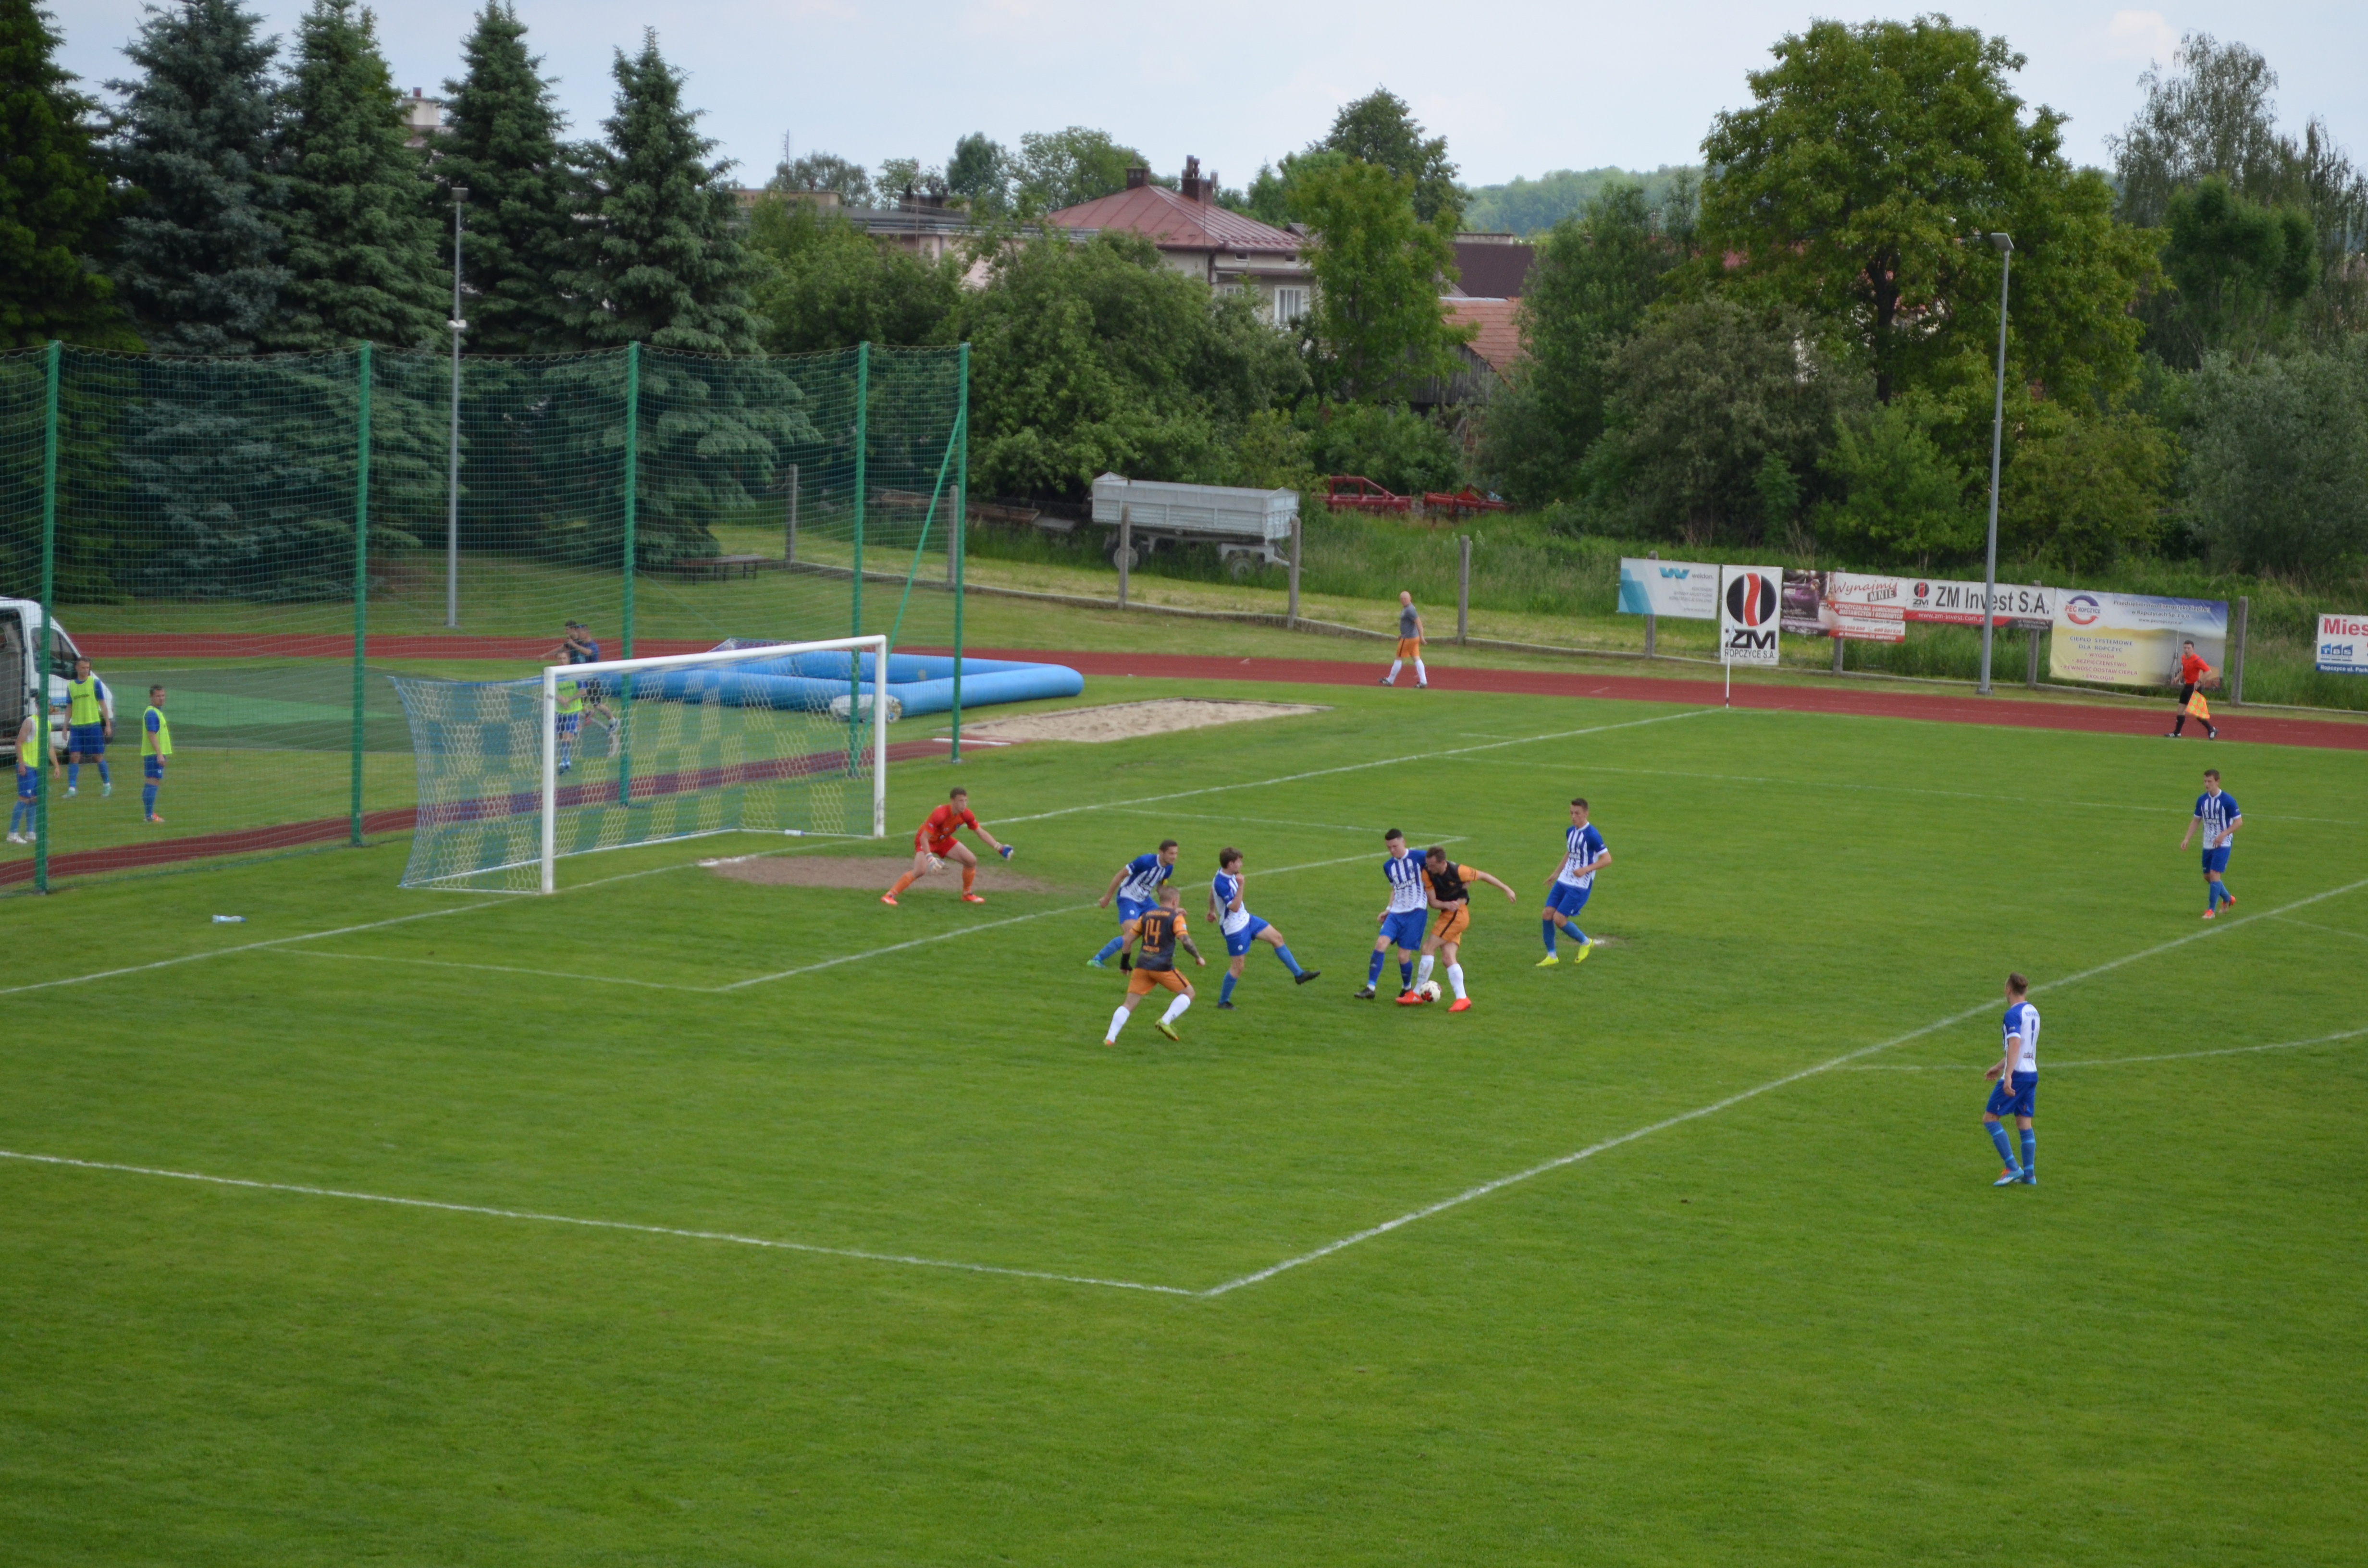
1180;155;1204;202
1124;166;1149;190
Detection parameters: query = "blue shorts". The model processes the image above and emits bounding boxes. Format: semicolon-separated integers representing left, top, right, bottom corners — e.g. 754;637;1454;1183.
16;767;35;799
2201;846;2231;875
1547;880;1592;918
1222;916;1270;957
69;724;105;756
1116;896;1154;925
556;714;582;736
1986;1071;2038;1119
1380;908;1427;952
143;756;164;781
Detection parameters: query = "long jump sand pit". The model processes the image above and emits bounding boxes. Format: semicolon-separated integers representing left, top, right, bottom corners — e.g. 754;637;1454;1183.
954;698;1328;744
703;854;1056;895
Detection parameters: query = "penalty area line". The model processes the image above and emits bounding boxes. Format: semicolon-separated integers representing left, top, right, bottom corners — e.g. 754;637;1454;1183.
1196;871;2368;1297
0;1150;1194;1298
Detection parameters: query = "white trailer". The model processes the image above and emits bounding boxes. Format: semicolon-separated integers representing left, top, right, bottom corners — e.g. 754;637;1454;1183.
1089;474;1298;579
0;599;83;761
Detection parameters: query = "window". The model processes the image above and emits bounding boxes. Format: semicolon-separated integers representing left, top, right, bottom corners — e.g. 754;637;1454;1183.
1271;286;1307;327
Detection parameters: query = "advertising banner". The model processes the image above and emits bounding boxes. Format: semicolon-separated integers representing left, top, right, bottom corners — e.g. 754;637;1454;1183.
1617;558;1720;620
2050;592;2227;686
2318;612;2368;675
1781;571;2053;638
1719;564;1781;666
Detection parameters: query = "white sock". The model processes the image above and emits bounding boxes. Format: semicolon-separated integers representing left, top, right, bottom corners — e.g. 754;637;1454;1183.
1448;963;1466;1000
1107;1005;1133;1041
1386;660;1403;682
1161;992;1193;1026
1414;659;1427;683
1416;954;1435;987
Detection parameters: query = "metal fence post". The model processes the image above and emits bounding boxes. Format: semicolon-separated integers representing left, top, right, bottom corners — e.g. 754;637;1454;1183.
33;340;58;892
950;343;968;764
1118;502;1131;608
1644;549;1657;659
2026;580;2042;688
1457;534;1470;644
850;342;868;760
621;340;638;657
1288;512;1301;626
2231;595;2249;705
1831;630;1844;674
784;462;798;564
351;342;372;847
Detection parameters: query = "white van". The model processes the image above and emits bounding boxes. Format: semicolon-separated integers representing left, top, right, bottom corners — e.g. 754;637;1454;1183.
0;598;83;761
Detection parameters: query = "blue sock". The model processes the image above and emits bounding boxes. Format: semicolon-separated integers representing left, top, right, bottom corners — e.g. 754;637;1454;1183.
8;800;26;834
1274;943;1303;976
1569;926;1588;945
1221;973;1237;1005
1987;1122;2019;1171
142;783;158;815
67;762;79;788
1542;917;1557;954
1366;949;1386;986
2220;882;2232;905
1095;934;1126;964
97;760;110;784
1399;960;1413;991
2019;1127;2035;1176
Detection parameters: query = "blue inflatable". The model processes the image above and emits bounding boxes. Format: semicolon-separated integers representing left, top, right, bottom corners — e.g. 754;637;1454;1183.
629;650;1081;718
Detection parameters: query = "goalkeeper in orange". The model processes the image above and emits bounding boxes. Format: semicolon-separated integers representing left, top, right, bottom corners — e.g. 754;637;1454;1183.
882;786;1012;905
1103;885;1204;1045
1404;846;1517;1011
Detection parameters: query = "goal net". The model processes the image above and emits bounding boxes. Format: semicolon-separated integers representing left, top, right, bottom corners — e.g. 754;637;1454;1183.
392;636;890;893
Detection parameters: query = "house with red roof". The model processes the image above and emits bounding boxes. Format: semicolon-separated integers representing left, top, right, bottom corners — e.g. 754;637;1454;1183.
1045;159;1315;330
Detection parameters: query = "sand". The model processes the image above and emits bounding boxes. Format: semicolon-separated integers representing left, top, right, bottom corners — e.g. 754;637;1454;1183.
953;698;1327;744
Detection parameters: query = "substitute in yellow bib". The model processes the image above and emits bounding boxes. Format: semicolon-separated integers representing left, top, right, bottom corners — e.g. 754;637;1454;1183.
555;677;584;774
64;656;113;798
140;686;172;824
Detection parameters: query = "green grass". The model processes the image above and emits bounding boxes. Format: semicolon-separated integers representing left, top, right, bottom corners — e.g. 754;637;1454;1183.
3;676;2363;1563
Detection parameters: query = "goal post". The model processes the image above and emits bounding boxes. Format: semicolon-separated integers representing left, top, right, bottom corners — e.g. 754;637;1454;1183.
394;635;891;895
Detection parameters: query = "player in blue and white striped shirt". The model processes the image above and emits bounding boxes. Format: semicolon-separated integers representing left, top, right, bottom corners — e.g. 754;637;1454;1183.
1090;839;1198;968
1355;829;1430;999
1538;797;1610;967
2177;768;2242;919
1985;973;2040;1186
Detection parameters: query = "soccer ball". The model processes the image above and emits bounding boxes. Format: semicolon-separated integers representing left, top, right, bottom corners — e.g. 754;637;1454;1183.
1418;980;1443;1003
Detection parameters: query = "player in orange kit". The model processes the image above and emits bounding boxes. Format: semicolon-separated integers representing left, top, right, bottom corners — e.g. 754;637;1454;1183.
882;786;1013;905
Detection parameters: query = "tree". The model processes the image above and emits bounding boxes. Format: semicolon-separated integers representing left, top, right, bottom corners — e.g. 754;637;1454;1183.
747;198;959;353
1463;166;1700;236
1012;126;1150;212
875;157;945;201
571;30;758;353
2109;34;2290;229
1701;17;2148;411
1294;158;1468;403
946;132;1009;213
770;147;870;206
104;0;285;354
2184;343;2368;577
2158;177;2318;363
268;0;445;350
1812;395;1979;566
1480;183;1687;505
1590;298;1843;545
0;0;132;347
433;2;583;355
1239;149;1343;227
1318;89;1465;227
1997;408;2171;570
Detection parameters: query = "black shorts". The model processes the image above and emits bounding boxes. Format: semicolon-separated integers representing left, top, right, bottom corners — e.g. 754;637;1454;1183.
2179;682;2197;705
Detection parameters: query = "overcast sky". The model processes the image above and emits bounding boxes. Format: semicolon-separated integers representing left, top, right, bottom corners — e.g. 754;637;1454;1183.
57;0;2368;192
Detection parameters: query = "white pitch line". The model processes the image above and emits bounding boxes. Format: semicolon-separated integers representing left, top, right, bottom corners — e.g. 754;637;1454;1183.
2272;915;2368;944
994;709;1714;827
0;1150;1192;1297
1840;1026;2368;1070
1196;872;2368;1297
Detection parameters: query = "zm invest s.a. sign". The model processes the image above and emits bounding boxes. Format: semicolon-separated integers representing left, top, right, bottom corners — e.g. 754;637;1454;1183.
1719;565;1780;666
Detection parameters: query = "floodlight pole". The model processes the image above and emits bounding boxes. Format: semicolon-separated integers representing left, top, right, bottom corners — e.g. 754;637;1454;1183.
1978;232;2012;696
445;186;468;629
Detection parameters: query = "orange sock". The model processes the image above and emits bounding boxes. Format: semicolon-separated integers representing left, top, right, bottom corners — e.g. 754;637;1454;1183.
888;871;919;897
962;863;976;893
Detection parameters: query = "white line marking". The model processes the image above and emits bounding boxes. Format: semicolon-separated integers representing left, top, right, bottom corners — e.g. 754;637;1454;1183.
1840;1026;2368;1070
996;709;1713;826
1196;873;2368;1296
0;1150;1191;1297
2272;915;2368;944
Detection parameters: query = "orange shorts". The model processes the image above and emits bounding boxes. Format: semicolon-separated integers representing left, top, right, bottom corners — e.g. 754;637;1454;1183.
1432;906;1469;944
1127;967;1189;996
1396;637;1423;661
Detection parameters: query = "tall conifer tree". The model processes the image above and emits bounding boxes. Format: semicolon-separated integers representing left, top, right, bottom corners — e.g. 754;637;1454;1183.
269;0;444;349
0;0;132;346
571;30;758;352
106;0;286;354
434;3;582;354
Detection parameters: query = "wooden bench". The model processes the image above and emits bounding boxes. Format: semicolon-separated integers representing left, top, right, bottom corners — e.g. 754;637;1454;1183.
671;554;768;581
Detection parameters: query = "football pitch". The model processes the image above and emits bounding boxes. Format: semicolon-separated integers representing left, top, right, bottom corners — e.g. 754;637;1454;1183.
3;677;2363;1565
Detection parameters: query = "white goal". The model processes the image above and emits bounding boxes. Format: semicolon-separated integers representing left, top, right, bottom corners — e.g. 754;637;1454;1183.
392;636;890;893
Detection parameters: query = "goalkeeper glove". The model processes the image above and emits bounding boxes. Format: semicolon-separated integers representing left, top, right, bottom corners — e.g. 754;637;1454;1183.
999;844;1015;860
